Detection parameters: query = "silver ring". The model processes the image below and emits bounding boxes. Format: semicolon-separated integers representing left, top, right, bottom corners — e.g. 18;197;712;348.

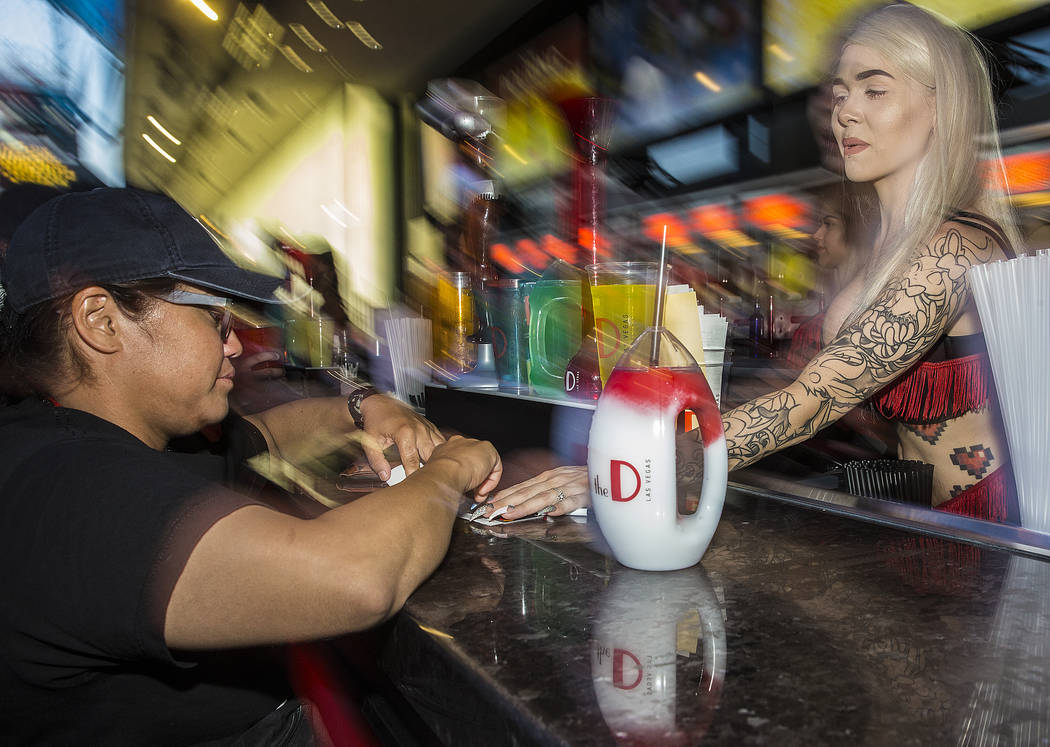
552;488;566;504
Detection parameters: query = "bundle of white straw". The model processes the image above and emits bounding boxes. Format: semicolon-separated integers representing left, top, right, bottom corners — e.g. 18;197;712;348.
699;308;730;407
969;251;1050;532
382;317;432;410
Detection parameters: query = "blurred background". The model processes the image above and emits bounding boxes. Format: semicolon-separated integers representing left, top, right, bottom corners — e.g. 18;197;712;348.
2;0;1050;413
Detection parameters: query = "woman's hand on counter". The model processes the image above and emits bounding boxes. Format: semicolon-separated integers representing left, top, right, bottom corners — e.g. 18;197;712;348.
483;465;589;520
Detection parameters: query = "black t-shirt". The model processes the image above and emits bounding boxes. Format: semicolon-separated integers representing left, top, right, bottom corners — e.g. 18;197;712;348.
0;399;295;745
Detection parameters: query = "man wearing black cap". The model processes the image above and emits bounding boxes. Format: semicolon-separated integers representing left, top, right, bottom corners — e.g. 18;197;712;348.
0;188;501;744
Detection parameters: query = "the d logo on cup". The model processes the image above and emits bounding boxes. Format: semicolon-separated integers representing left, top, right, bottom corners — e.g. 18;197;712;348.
610;459;641;502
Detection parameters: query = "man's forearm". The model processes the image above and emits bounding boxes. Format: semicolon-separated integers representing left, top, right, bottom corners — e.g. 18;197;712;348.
244;397;357;465
313;456;467;621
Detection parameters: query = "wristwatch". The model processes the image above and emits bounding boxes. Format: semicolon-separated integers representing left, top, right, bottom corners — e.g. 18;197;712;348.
347;386;381;429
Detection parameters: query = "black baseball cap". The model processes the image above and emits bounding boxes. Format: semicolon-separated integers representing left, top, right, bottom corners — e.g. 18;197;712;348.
0;187;285;313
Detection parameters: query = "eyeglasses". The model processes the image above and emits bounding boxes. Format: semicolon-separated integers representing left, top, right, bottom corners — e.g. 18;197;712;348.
154;289;234;342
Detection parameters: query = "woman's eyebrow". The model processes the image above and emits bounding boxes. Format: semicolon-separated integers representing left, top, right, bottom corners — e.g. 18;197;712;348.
857;68;895;80
831;68;895;87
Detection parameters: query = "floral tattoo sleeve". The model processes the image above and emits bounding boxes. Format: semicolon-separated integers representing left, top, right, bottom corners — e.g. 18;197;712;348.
721;225;1000;470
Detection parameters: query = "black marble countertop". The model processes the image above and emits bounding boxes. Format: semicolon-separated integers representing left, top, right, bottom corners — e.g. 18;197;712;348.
380;487;1050;745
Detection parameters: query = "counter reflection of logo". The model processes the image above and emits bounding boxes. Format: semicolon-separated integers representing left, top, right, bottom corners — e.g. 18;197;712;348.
592;460;641;502
612;649;642;690
591;567;726;743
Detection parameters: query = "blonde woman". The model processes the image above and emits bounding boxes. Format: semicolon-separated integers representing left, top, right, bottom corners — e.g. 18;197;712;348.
490;3;1021;524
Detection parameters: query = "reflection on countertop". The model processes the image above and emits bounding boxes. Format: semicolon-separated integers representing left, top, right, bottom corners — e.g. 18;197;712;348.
381;487;1050;745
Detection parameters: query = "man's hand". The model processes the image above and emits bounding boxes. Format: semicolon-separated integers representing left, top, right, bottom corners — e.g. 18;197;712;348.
426;435;503;500
167;434;502;649
359;394;445;481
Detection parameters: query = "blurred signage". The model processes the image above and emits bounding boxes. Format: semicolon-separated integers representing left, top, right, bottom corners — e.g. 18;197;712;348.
642;212;691;248
691;202;755;249
53;0;124;52
743;193;809;237
1002;150;1050;194
483;15;588;187
591;0;761;148
0;142;76;187
0;0;124;185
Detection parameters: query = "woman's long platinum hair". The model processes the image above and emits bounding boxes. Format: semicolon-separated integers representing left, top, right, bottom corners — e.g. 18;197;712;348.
837;3;1021;323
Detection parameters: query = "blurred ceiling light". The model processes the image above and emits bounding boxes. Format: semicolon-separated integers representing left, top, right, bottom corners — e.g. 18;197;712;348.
346;21;382;50
333;200;360;223
768;44;794;63
289;22;326;53
278;226;307;249
307;1;344;28
147;115;181;145
326;56;355;81
224;4;281;69
188;0;218;21
199;86;236;123
321;204;347;228
502;144;527;165
281;45;313;73
197;214;230;240
142;133;177;163
693;71;721;93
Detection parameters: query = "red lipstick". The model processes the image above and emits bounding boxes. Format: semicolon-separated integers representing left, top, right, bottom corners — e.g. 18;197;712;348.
842;137;869;156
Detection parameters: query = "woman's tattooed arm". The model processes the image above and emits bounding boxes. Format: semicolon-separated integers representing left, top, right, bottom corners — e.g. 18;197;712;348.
721;223;1000;470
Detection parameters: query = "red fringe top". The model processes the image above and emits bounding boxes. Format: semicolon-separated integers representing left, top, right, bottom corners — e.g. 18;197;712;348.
863;211;1010;425
870;351;993;425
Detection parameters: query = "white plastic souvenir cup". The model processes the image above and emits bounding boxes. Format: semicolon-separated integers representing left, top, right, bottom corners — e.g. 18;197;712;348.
587;327;728;571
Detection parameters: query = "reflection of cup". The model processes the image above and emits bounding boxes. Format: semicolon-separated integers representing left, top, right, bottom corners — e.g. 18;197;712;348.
526;280;582;396
587;262;658;385
488;279;530;393
592;566;726;744
307;317;335;367
432;271;476;374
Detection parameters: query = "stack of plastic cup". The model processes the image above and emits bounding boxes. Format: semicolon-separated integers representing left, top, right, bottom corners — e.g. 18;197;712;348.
970;251;1050;533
